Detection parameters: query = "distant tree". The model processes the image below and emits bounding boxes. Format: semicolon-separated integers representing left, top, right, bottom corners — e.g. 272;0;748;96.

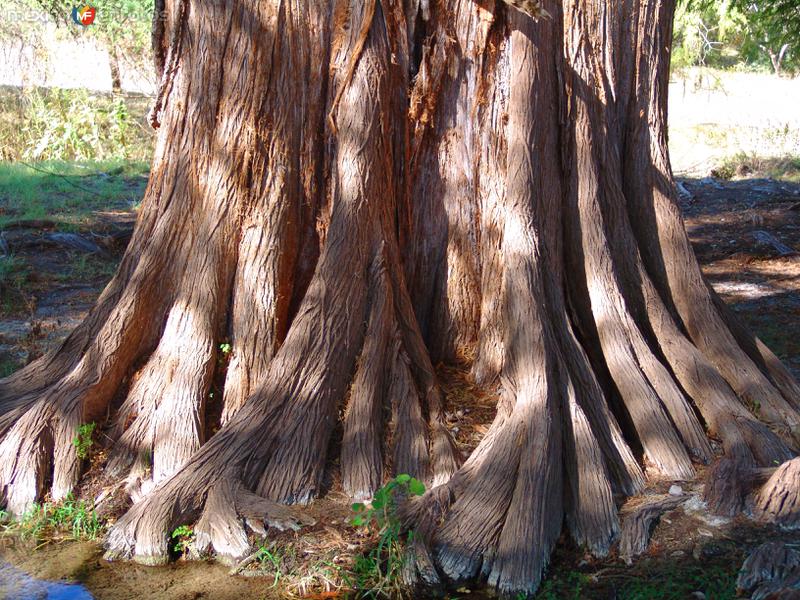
89;0;156;90
731;0;797;75
679;0;799;75
672;0;759;72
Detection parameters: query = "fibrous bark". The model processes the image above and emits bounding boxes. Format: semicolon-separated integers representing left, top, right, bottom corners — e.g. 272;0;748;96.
739;543;800;600
754;458;800;529
619;495;686;564
1;0;799;597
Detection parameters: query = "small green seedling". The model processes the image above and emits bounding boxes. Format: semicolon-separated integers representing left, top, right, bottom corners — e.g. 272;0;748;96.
255;544;284;588
348;474;426;598
171;524;195;555
351;473;425;529
72;422;96;460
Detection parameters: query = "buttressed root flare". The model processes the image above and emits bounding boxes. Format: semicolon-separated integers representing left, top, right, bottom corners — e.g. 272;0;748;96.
1;0;798;598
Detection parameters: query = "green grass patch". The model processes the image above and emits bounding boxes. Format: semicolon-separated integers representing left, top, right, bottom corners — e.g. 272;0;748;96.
0;86;154;162
0;160;149;230
533;560;738;600
0;254;27;287
0;494;105;543
62;254;118;282
535;570;591;599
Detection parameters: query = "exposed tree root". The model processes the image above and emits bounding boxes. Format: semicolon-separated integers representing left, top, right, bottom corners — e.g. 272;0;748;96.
193;480;312;565
619;495;686;564
754;458;800;529
738;543;800;600
0;224;175;513
2;2;800;600
703;458;775;517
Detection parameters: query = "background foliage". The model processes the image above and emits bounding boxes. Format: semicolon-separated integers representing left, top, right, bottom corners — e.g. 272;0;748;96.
675;0;799;75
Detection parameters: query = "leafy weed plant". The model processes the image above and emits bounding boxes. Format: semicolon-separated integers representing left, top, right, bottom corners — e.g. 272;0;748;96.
347;474;426;599
171;524;195;556
72;422;96;460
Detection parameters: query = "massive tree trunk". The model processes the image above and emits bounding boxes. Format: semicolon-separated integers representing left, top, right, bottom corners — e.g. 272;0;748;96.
1;0;799;596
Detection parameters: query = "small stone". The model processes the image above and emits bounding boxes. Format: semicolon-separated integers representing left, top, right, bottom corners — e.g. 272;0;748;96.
690;592;706;600
669;484;683;496
698;528;714;538
670;550;685;558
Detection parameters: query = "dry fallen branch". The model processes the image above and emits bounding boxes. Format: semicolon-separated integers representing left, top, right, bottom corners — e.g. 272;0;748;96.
752;230;798;257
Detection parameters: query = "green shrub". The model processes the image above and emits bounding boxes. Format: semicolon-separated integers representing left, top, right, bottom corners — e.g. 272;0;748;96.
348;474;426;599
0;86;154;161
24;88;128;160
170;524;195;556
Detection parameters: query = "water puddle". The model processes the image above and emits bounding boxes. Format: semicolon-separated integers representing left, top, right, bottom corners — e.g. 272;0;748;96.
0;560;93;600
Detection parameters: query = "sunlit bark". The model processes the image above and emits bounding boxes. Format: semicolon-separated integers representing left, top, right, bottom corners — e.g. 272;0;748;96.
1;0;798;597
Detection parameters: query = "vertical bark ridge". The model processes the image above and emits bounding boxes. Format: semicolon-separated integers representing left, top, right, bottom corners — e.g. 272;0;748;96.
561;0;795;471
423;7;567;594
406;0;497;364
557;317;645;497
622;0;800;437
564;85;695;478
388;336;432;481
107;0;291;484
563;377;619;556
562;0;710;479
221;0;314;423
105;0;460;566
341;252;393;500
473;17;510;386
